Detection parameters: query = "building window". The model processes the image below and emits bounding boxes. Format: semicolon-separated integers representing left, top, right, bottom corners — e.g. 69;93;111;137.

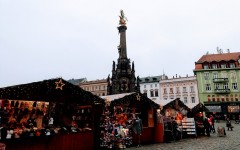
102;93;105;96
170;88;173;94
163;88;167;94
216;95;220;101
235;94;238;101
143;90;147;96
155;84;157;87
190;86;194;93
230;94;234;101
184;97;188;103
183;87;187;93
150;90;154;97
221;96;225;102
221;72;227;78
230;72;236;79
213;72;218;79
221;63;226;68
204;72;210;80
150;84;153;88
228;106;240;113
232;83;238;90
176;87;180;93
223;83;228;89
144;85;146;88
214;83;220;90
206;84;211;91
191;97;195;103
203;64;209;69
208;95;211;101
229;63;235;68
155;90;159;97
212;95;215;101
212;64;217;69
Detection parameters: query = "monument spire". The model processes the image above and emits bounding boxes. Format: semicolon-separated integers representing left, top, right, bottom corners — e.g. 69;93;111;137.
107;10;139;95
118;10;128;59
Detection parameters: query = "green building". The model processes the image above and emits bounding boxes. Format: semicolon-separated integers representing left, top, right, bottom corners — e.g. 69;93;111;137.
194;52;240;119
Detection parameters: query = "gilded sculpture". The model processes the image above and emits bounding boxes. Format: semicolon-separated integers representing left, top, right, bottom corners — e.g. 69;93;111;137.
119;10;127;26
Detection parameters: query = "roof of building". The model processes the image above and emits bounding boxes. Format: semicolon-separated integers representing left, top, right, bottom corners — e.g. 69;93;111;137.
80;79;107;85
139;75;167;83
161;98;190;114
102;92;159;109
160;75;196;83
196;52;240;63
67;78;87;85
0;78;104;104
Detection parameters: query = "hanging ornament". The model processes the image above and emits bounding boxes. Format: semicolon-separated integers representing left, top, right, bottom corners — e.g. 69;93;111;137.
136;93;141;101
55;79;65;90
105;98;111;107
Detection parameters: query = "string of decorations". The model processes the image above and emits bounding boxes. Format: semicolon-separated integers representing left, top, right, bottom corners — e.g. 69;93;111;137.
0;78;104;106
109;92;159;109
161;98;190;114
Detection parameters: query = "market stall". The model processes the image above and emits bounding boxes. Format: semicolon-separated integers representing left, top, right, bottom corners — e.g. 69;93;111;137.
100;92;159;149
161;98;190;141
161;98;190;122
191;103;209;136
0;78;104;150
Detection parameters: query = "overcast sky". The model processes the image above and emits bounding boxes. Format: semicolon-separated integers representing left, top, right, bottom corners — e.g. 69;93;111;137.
1;0;240;87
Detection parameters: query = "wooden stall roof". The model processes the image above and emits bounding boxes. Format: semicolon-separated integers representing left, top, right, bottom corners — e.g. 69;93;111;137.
161;98;190;114
102;92;159;109
0;78;104;105
191;103;209;114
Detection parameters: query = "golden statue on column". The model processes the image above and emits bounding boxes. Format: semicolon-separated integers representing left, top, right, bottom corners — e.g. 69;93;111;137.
119;10;128;26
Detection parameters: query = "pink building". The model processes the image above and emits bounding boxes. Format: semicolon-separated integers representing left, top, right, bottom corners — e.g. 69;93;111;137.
160;75;199;108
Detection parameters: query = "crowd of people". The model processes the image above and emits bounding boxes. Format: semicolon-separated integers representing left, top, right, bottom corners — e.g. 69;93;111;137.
195;114;240;137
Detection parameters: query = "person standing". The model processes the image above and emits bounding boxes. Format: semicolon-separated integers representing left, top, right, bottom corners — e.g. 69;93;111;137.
209;115;215;133
226;118;233;131
203;117;211;136
132;115;143;147
172;117;181;140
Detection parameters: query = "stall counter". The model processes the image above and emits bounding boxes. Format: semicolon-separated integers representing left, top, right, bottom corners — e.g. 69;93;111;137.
1;131;93;150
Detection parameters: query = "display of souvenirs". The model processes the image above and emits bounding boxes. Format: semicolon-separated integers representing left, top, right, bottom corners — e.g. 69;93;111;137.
99;106;133;149
0;99;94;140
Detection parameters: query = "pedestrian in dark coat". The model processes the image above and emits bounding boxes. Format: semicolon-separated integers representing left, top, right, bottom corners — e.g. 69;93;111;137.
203;117;211;136
226;118;233;131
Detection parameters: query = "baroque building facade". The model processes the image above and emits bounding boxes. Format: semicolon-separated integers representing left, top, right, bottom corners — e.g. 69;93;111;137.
139;75;167;104
79;79;108;96
160;75;199;108
194;52;240;119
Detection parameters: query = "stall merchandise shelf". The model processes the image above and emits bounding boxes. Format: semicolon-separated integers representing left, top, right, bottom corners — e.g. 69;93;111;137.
181;118;197;137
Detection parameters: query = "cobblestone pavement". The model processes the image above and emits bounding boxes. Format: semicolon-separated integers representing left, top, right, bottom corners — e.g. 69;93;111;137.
127;122;240;150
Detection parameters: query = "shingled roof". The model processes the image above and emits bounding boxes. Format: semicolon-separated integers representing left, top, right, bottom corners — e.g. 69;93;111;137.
196;52;240;63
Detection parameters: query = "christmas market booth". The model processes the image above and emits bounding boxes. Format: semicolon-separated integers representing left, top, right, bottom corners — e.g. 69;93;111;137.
161;98;192;141
161;98;190;121
100;92;160;149
191;103;209;136
0;78;104;150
